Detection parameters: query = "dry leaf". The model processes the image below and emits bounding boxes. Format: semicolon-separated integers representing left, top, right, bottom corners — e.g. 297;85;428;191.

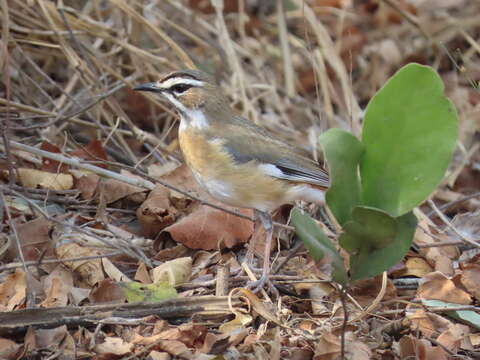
137;185;178;238
16;217;54;262
396;257;433;278
95;337;133;355
72;171;100;200
55;242;104;287
89;279;126;303
417;272;472;304
69;139;109;168
102;257;131;282
152;257;192;286
0;269;26;311
0;338;21;359
40;141;69;173
219;311;253;333
460;263;480;301
40;265;73;307
406;308;453;337
11;168;73;190
437;323;470;352
100;177;146;204
313;332;340;360
148;351;172;360
135;262;153;283
163;206;253;250
398;335;449;360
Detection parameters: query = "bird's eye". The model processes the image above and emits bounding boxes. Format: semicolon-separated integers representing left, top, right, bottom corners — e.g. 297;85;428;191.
170;84;192;94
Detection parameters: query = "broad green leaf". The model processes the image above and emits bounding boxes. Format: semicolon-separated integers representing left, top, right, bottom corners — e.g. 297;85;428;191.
340;206;397;253
340;211;417;281
291;208;348;285
319;128;364;225
422;300;480;330
121;281;177;303
361;63;458;217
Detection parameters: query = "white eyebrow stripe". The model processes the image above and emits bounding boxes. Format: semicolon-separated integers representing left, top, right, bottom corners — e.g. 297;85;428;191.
158;77;205;89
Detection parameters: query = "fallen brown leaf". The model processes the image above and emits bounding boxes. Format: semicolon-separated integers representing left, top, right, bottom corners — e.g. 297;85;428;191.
437;323;470;353
10;168;73;190
0;269;26;311
89;279;126;303
69;139;109;168
152;257;192;286
0;338;21;359
40;141;69;173
72;171;100;200
137;185;178;238
417;271;472;304
16;216;54;262
95;336;133;355
55;242;105;287
406;308;453;338
163;206;253;250
460;263;480;302
40;265;73;307
398;335;449;360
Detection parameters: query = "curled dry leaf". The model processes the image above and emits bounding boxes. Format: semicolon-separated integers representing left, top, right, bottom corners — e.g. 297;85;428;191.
313;332;340;360
417;271;472;305
69;139;109;168
55;242;105;287
398;335;449;360
8;168;73;190
460;263;480;301
0;269;26;311
89;279;126;304
16;216;54;262
163;206;253;250
71;171;100;200
436;323;470;353
395;257;433;278
40;141;69;173
152;257;192;286
137;185;178;238
406;308;453;337
100;177;147;204
95;337;133;355
219;311;252;333
0;338;21;359
40;265;74;308
102;258;131;282
29;325;74;357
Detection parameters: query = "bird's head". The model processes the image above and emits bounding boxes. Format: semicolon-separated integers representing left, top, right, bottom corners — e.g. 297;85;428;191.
134;69;228;115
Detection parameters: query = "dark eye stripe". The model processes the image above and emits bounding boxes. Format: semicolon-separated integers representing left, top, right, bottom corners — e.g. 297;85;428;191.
170;83;193;94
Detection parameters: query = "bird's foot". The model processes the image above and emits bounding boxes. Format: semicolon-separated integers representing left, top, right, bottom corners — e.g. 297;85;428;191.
246;273;279;297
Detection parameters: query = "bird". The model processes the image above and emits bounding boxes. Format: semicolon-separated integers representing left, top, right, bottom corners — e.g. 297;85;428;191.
134;69;329;291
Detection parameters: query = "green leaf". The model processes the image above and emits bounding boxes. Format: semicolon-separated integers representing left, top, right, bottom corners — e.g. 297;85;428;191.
340;211;417;281
319;128;364;226
120;281;177;303
291;207;348;285
361;63;458;217
422;300;480;330
340;206;397;253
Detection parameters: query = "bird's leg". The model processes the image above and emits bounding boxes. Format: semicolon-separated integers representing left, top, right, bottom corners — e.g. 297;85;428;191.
246;209;273;292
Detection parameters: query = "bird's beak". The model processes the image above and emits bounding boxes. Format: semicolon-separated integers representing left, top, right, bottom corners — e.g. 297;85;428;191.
133;82;162;92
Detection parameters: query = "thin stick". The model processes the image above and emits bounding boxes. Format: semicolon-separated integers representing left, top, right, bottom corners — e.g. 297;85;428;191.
428;199;480;249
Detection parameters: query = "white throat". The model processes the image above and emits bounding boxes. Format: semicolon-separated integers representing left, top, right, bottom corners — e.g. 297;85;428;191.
179;109;209;132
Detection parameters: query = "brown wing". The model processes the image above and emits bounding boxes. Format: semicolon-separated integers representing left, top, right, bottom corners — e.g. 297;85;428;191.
207;116;329;188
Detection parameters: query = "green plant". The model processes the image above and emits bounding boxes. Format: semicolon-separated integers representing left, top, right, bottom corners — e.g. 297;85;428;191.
292;63;458;284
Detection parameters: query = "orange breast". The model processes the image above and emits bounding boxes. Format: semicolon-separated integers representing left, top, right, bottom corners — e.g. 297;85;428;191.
178;128;291;211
